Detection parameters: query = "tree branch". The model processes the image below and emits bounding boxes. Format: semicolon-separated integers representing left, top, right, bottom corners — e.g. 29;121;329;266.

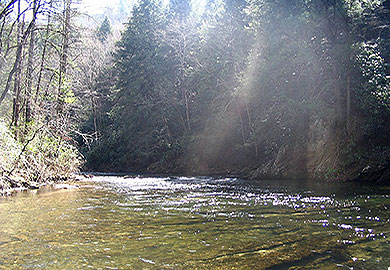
0;17;36;106
0;0;17;21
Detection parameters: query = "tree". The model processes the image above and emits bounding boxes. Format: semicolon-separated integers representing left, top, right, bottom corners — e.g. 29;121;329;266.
82;0;390;180
0;0;39;107
24;0;38;125
169;0;191;18
96;16;111;42
89;0;175;170
57;0;72;114
0;0;84;187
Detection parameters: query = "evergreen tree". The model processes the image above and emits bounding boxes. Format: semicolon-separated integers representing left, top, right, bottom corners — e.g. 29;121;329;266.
96;17;112;42
93;0;179;170
169;0;191;18
84;0;390;180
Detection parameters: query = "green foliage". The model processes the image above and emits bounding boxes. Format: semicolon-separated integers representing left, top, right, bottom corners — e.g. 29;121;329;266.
356;41;390;107
353;40;390;139
0;121;21;173
84;0;180;170
96;17;112;42
83;0;390;179
0;120;82;188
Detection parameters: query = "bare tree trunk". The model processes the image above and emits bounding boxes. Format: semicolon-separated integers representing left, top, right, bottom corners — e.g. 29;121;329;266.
91;96;98;141
0;11;12;66
0;44;22;106
11;57;22;127
346;66;351;134
35;2;52;104
96;98;102;143
57;0;71;114
332;61;344;128
235;98;246;146
184;88;191;132
0;0;18;21
244;100;258;157
11;0;23;128
180;60;191;132
0;11;18;71
0;9;37;106
24;0;37;126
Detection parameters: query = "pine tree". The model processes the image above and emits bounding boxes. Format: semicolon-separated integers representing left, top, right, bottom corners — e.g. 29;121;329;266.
96;17;111;42
101;0;176;170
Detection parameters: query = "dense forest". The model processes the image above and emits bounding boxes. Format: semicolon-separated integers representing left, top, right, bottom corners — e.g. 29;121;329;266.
1;0;390;191
83;0;390;181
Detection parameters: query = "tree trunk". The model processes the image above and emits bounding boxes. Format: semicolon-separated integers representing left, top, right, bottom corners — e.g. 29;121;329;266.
332;60;344;128
0;42;22;106
11;57;22;128
92;96;98;141
0;0;18;21
0;8;37;106
235;98;246;146
35;3;52;104
57;0;71;114
180;59;191;132
24;0;37;126
184;89;191;132
346;66;351;134
11;0;23;129
244;100;258;157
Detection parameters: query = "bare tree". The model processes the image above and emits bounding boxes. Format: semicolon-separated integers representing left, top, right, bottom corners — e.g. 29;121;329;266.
0;0;39;107
56;0;71;114
0;0;18;21
24;0;38;125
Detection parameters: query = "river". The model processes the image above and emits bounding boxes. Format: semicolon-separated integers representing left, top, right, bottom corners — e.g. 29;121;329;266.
0;176;389;269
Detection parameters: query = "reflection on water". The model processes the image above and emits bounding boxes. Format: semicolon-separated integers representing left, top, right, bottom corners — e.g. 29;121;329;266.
0;176;389;269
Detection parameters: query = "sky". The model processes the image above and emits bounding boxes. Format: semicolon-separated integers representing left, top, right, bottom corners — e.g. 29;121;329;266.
17;0;205;24
76;0;135;15
76;0;206;15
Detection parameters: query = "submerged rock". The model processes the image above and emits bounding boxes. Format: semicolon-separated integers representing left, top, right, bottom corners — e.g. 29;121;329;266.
53;183;79;190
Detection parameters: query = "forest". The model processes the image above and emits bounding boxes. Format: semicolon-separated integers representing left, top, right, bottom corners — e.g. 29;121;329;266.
1;0;390;191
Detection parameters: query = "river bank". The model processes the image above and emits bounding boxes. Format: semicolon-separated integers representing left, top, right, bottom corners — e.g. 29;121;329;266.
0;120;83;196
82;158;390;185
83;115;390;184
2;155;389;196
0;173;88;196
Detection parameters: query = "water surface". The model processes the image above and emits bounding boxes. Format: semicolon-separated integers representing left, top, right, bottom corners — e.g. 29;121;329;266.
0;176;389;269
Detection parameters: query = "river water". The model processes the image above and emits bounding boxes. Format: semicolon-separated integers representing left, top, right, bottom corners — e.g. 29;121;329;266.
0;176;389;269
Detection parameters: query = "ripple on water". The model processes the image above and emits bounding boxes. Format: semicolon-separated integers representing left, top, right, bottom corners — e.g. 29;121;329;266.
1;176;389;269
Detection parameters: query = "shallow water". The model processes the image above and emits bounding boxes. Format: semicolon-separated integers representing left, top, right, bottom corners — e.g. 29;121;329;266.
0;176;389;269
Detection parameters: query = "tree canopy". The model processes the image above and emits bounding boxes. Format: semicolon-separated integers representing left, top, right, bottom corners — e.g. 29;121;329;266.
78;0;390;180
1;0;389;184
